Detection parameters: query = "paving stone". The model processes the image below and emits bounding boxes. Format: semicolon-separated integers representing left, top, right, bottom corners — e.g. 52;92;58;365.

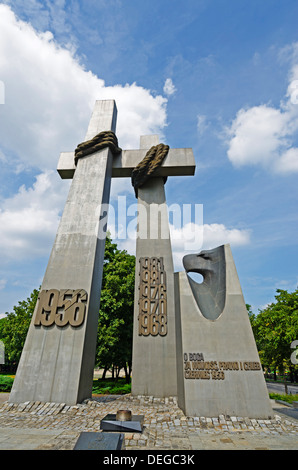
0;395;297;450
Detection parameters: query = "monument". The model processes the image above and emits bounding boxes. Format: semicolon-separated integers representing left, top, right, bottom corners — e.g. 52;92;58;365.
9;99;273;419
10;100;119;404
9;100;195;405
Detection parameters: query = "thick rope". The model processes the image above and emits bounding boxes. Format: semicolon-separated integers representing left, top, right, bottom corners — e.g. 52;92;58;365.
131;143;170;197
74;131;121;166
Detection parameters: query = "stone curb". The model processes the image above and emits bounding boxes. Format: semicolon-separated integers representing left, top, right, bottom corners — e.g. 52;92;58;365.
275;399;293;407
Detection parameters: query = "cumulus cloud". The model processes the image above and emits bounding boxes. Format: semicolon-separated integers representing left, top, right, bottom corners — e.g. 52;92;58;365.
225;43;298;174
0;4;168;260
0;4;168;172
0;171;68;260
274;147;298;173
0;5;251;274
114;219;250;272
226;105;290;168
170;222;250;270
163;78;176;96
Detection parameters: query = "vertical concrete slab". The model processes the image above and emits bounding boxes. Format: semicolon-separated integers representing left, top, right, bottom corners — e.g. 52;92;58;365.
10;101;117;405
175;244;273;418
131;136;178;398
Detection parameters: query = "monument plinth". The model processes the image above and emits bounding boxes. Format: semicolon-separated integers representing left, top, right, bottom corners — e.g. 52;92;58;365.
10;100;118;405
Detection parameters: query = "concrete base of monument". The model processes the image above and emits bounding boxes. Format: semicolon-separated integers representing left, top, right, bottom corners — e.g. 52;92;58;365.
175;244;274;419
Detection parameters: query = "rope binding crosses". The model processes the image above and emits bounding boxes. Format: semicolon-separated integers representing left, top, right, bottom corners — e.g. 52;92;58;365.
73;133;169;198
74;130;122;166
131;143;170;197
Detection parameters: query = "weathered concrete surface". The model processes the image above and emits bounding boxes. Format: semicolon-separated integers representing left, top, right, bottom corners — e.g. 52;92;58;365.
58;147;195;179
175;244;273;419
131;136;178;398
9;100;117;405
0;395;297;450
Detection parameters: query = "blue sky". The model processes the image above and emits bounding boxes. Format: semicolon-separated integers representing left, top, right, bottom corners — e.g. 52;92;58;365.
0;0;298;316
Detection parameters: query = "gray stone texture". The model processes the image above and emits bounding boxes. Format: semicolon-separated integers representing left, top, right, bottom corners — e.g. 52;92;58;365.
58;146;195;179
0;395;297;450
131;136;178;398
9;100;117;405
74;432;124;450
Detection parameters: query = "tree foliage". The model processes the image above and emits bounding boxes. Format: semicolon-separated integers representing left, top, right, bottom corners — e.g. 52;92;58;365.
0;236;135;378
0;288;39;371
95;235;135;382
249;288;298;381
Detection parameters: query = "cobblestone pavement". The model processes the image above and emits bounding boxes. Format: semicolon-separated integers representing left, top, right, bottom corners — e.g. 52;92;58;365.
0;395;297;450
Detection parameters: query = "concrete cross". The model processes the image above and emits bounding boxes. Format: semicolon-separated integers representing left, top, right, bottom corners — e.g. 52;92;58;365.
10;100;195;405
130;135;196;397
57;135;195;180
10;100;118;405
57;115;196;399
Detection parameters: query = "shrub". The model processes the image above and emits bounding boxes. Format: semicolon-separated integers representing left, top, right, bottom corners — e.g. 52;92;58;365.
269;392;298;404
0;375;14;392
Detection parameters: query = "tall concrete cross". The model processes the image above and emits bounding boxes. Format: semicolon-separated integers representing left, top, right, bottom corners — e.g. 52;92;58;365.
10;100;195;405
10;100;118;405
59;135;195;399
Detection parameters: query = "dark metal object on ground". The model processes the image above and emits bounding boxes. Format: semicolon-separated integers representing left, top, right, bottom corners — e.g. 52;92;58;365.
100;414;144;432
74;432;124;450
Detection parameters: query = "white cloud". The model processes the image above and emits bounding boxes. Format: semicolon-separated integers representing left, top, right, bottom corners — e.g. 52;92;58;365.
0;4;168;172
275;147;298;173
0;171;68;260
101;83;167;149
197;114;208;135
225;43;298;174
201;223;251;248
0;6;252;288
170;222;251;271
115;220;251;272
163;78;176;96
226;105;290;167
0;4;169;261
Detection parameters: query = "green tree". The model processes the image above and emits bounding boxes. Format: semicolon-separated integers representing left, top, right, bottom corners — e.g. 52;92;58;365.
251;288;298;384
0;237;135;379
95;235;135;383
0;288;39;371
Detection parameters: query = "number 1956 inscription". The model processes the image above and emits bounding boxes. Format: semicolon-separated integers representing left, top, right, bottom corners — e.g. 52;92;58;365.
34;289;88;328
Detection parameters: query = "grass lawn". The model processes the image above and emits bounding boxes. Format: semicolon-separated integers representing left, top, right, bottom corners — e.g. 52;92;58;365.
3;375;298;403
269;392;298;404
92;378;131;395
0;374;131;395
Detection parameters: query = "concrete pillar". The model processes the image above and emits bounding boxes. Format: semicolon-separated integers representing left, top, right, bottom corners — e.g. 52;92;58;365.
131;136;178;398
9;101;117;405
